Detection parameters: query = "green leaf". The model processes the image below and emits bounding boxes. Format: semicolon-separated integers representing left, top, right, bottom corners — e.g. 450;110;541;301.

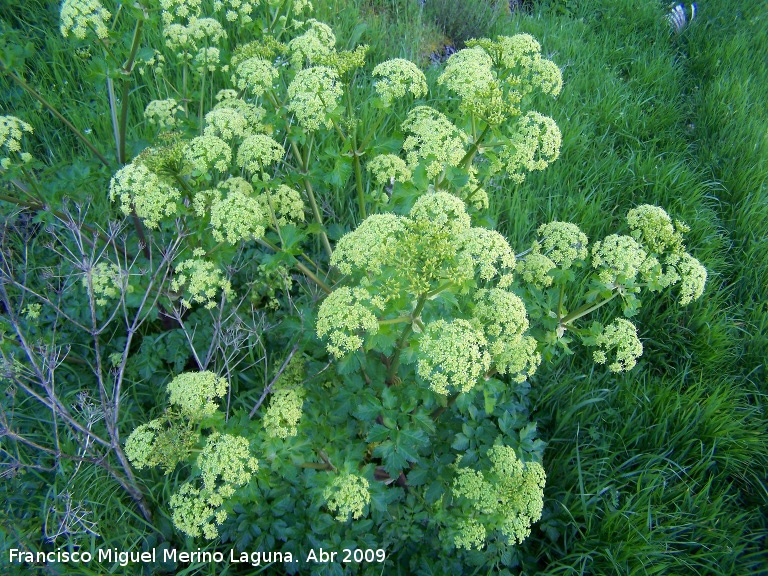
452;433;469;451
367;424;391;443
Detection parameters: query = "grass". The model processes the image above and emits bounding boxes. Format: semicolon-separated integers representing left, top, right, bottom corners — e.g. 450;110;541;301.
1;0;767;574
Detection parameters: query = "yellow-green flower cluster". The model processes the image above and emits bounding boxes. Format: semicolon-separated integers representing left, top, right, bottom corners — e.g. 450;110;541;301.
676;252;707;305
170;431;258;539
214;94;266;129
144;99;183;130
448;446;545;549
23;303;42;320
236;134;284;178
402;106;469;179
171;257;234;309
459;228;516;282
516;252;556;288
260;184;305;227
0;116;34;169
83;262;128;306
536;221;588;269
168;483;221;540
438;47;506;123
193;47;220;73
109;163;181;229
591;234;647;286
164;23;195;55
210;177;266;244
473;289;539;380
213;0;257;23
231;57;279;97
366;154;412;187
316;45;369;77
417;319;491;395
262;388;305;438
316;287;380;358
167;371;228;419
453;519;486;550
160;0;202;25
183;135;232;173
627;205;686;253
189;17;227;44
372;58;428;107
198;432;259;490
124;417;198;473
592;318;643;372
409;190;471;236
494;34;562;97
204;107;249;141
287;66;343;132
137;49;166;77
60;0;111;40
501;111;561;183
287;19;336;68
324;473;370;521
331;213;406;276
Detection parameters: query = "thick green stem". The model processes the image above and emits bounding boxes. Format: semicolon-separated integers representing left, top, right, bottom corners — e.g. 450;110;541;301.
353;149;366;220
560;291;620;328
460;124;491;169
5;72;111;168
386;294;428;384
378;316;412;326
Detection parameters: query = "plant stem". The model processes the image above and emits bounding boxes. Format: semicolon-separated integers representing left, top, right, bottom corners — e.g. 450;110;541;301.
460;124;491;168
386;294;428;384
256;238;333;294
117;19;145;164
290;141;333;259
560;291;620;327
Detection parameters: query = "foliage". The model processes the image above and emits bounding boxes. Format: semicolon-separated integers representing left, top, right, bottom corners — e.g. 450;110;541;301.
1;0;764;574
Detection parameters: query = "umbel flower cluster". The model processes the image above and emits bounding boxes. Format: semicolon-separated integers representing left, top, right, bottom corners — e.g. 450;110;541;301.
125;371;258;539
318;191;540;393
446;445;546;550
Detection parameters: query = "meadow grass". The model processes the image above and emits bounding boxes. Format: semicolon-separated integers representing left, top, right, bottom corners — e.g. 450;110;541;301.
0;0;766;574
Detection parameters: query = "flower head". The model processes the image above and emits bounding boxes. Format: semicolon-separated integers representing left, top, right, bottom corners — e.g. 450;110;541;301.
459;228;516;282
197;433;259;489
210;177;266;244
417;319;490;395
183;135;232;173
84;262;128;306
592;318;643;372
262;388;305;438
204;107;250;141
169;482;218;539
366;154;412;187
213;0;257;24
0;116;34;169
287;19;336;68
676;252;706;305
372;58;428;107
501;111;561;183
453;519;486;550
438;47;506;122
316;287;380;358
401;106;469;179
287;66;343;132
109;163;180;229
193;47;220;73
591;234;647;286
331;213;405;276
144;98;183;130
626;204;687;254
231;57;279;97
236;134;284;178
516;252;556;288
324;473;370;521
60;0;111;40
536;221;588;269
171;258;234;309
260;184;305;227
124;417;197;473
167;371;228;419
